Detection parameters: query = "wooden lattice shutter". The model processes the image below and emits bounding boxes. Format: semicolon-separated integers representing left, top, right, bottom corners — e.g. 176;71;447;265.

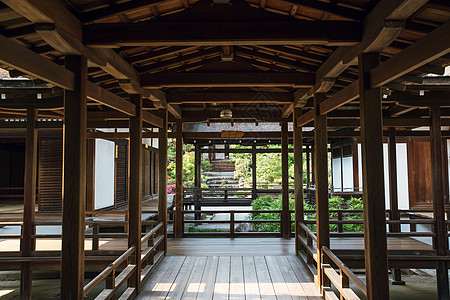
38;138;63;211
115;144;128;207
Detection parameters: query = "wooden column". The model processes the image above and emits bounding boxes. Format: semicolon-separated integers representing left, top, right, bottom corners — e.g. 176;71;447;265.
174;120;184;238
293;108;304;254
359;52;389;300
281;119;290;238
20;108;38;300
194;144;201;216
306;145;310;188
311;144;315;186
128;94;142;292
388;128;400;233
252;145;257;200
314;92;329;290
388;128;404;285
352;139;359;191
158;109;168;254
430;105;450;299
61;55;87;300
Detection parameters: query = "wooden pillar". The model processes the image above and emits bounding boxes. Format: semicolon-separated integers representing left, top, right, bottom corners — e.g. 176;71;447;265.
293;108;304;254
314;92;329;290
281;119;290;238
311;144;315;185
359;52;389;300
430;105;450;299
194;144;201;217
306;145;310;188
61;55;87;300
388;128;404;285
20;108;38;300
252;145;257;200
158;109;168;254
174;120;184;238
388;128;400;233
352;139;359;191
128;94;142;292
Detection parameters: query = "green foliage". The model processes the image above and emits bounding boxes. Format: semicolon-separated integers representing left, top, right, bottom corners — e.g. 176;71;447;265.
251;195;364;233
187;227;226;233
304;196;363;232
166;141;212;192
250;195;295;232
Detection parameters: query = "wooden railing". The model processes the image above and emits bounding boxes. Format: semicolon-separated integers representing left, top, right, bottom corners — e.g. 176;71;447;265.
0;211;167;299
321;246;366;300
83;246;137;299
181;209;295;237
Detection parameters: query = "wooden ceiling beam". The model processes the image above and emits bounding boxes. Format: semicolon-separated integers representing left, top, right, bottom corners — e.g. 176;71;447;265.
166;92;293;104
293;0;428;108
0;34;74;90
86;81;136;116
168;104;182;120
257;45;327;63
234;47;317;72
2;0;143;94
143;110;164;127
0;96;63;109
141;72;315;88
83;21;361;47
278;0;366;21
79;0;172;23
371;19;450;88
137;47;220;73
126;46;195;64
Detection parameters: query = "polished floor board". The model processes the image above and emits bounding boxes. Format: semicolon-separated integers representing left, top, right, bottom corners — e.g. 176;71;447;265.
136;256;322;300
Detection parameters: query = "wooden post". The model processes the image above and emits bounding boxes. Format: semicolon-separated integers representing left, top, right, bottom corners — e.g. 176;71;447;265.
388;128;400;233
174;120;183;238
359;52;389;300
128;94;142;292
311;144;315;186
158;109;168;254
61;55;87;300
388;128;404;285
306;145;310;188
194;144;201;219
281;119;290;238
20;108;38;300
293;108;304;254
430;104;450;299
252;145;257;200
314;92;329;290
352;139;359;192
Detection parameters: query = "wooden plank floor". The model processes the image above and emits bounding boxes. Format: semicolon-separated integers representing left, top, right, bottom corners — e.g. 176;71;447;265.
136;256;322;300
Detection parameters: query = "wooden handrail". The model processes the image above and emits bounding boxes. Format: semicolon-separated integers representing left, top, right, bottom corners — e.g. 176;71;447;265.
83;245;135;296
141;222;163;245
321;246;367;299
299;222;317;243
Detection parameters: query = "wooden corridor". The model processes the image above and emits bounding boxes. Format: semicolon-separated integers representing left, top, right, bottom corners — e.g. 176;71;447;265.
136;255;321;300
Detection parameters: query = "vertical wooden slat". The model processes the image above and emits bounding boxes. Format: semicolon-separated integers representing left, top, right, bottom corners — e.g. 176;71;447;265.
281;119;290;238
61;55;87;300
293;108;304;255
314;92;329;290
359;52;389;300
252;145;257;200
128;94;142;292
430;105;450;299
175;120;184;238
158;109;168;254
311;144;315;186
20;108;37;300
